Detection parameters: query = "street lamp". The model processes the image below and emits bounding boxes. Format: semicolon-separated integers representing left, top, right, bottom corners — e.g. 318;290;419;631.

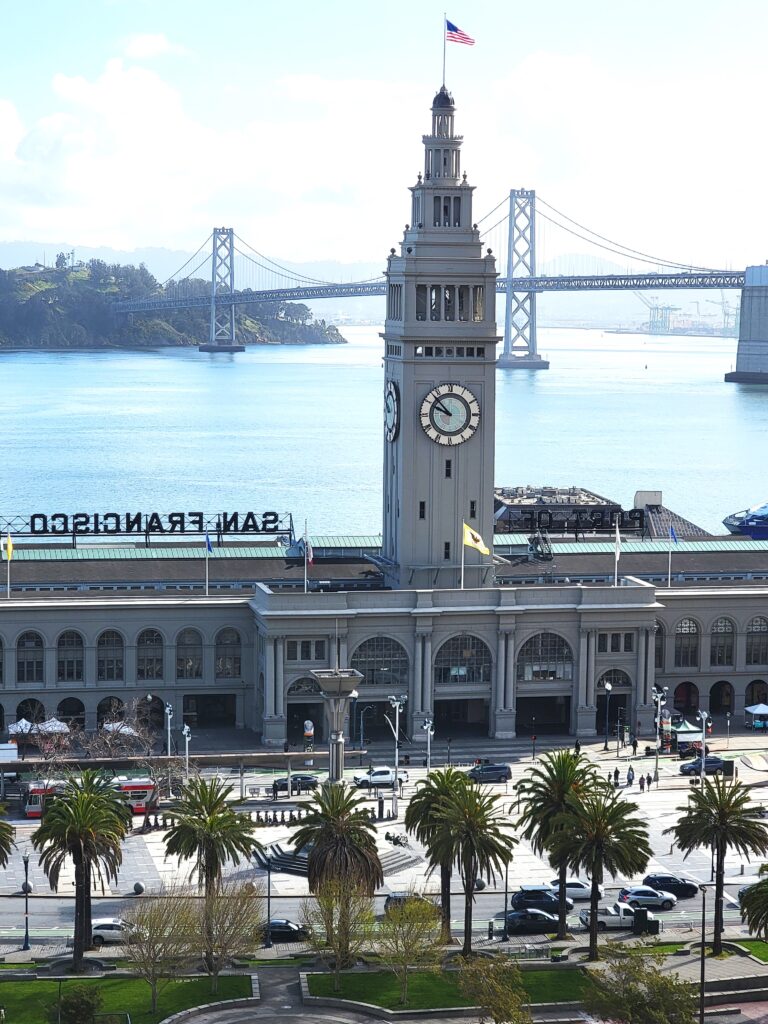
21;852;31;952
603;682;613;752
422;717;434;774
726;711;731;748
359;704;375;752
264;856;273;949
387;694;408;817
531;717;537;762
501;860;510;942
696;709;708;787
181;724;191;781
699;884;707;1024
653;685;668;783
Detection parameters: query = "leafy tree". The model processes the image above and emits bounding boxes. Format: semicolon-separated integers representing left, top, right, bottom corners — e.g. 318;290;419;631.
429;781;514;956
291;782;383;895
549;789;652;961
46;983;102;1024
300;880;374;991
457;954;532;1024
405;767;469;942
32;771;132;971
518;750;605;939
584;941;697;1024
666;775;768;954
377;895;442;1005
122;885;197;1011
55;252;68;270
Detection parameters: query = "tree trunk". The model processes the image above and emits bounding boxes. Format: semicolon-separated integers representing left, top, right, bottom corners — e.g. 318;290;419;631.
588;873;600;961
462;854;475;957
440;861;452;944
402;964;409;1005
73;853;87;971
713;842;725;956
151;980;158;1012
83;860;93;950
557;861;568;941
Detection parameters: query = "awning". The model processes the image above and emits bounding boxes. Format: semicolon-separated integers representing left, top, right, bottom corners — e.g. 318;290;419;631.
745;703;768;715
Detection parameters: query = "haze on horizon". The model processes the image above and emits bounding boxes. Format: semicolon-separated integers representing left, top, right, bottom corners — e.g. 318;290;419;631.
1;0;765;275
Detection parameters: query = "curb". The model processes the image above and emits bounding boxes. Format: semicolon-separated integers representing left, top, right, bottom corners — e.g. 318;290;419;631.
157;975;260;1024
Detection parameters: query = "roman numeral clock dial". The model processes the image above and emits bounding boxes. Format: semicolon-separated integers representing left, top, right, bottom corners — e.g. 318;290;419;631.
419;384;480;445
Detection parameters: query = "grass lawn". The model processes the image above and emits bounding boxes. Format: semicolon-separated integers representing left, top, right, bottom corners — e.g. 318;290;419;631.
629;943;686;955
737;940;768;961
0;975;251;1024
307;969;587;1008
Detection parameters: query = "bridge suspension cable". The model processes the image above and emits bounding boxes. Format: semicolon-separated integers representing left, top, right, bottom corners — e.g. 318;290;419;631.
163;234;213;287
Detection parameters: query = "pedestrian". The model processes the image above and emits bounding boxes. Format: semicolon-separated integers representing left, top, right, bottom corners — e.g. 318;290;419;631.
575;739;581;756
626;766;634;787
272;779;278;801
631;735;638;757
613;767;620;786
646;772;653;790
639;774;645;793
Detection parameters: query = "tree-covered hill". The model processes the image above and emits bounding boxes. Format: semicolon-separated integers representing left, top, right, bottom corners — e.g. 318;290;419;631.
0;258;346;348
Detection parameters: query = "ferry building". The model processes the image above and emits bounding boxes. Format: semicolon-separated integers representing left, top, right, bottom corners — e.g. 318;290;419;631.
2;88;768;746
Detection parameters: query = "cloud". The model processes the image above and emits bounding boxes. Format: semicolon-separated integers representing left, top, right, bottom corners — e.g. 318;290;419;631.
122;33;187;60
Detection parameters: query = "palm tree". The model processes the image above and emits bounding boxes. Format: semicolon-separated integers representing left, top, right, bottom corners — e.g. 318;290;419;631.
405;767;469;943
164;777;262;897
291;782;383;894
549;788;652;961
665;775;768;955
518;750;606;940
32;771;132;970
741;863;768;937
429;782;514;956
0;813;15;870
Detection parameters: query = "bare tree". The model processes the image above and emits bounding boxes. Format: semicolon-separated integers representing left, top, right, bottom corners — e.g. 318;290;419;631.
122;886;198;1012
196;878;266;994
457;955;533;1024
301;880;375;992
377;896;442;1006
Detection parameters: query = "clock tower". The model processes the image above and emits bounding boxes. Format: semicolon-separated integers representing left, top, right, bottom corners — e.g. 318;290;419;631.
380;86;500;590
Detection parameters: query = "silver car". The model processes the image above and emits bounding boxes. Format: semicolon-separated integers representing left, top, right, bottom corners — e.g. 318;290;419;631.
92;918;132;947
618;885;677;911
549;878;603;902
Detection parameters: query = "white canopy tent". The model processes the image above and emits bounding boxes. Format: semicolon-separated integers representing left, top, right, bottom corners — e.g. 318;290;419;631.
35;718;70;735
8;718;33;735
101;722;138;737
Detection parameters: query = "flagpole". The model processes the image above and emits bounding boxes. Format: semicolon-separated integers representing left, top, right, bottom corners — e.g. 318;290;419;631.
667;529;672;588
5;553;9;600
304;518;308;595
614;520;619;588
460;523;465;590
205;545;209;597
442;12;446;85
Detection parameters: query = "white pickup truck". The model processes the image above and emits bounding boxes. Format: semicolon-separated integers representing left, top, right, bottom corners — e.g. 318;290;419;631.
579;902;653;931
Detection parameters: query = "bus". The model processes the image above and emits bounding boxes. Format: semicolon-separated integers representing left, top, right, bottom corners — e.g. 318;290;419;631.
20;776;156;818
111;777;156;814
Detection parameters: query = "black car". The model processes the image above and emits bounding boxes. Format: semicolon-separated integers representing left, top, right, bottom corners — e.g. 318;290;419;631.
679;756;725;776
466;763;512;784
643;874;699;900
265;919;307;942
504;908;558;935
510;888;574;914
274;774;319;794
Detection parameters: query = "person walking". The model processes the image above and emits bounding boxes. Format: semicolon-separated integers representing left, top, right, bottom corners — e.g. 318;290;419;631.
631;735;638;757
639;774;646;793
613;766;620;787
626;766;635;787
272;779;279;801
646;771;653;790
575;739;581;757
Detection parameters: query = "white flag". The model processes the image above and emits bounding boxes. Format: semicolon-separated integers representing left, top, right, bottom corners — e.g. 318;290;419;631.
614;520;621;564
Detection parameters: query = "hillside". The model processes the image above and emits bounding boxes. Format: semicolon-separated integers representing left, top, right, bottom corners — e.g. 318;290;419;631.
0;259;346;349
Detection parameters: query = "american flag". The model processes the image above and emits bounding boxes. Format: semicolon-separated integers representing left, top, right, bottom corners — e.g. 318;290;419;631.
446;19;475;46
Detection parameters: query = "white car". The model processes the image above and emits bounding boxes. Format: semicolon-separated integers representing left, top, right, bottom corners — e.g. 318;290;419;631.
549;878;603;902
92;918;132;947
352;766;409;788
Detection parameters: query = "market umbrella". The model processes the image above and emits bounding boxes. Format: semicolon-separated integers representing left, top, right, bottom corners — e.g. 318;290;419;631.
101;722;138;736
8;718;33;735
745;703;768;715
35;718;70;734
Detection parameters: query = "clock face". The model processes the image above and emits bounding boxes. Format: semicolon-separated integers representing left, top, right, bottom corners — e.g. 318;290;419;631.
420;384;480;445
384;380;400;442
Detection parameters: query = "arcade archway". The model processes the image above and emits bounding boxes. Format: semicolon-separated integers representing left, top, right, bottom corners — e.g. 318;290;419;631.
674;681;699;713
746;680;768;706
286;678;325;743
709;680;734;714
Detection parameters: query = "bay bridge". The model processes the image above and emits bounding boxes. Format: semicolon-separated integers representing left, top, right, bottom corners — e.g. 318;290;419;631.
114;189;746;367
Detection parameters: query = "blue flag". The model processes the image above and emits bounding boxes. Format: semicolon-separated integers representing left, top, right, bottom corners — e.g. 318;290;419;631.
670;525;678;545
205;532;213;554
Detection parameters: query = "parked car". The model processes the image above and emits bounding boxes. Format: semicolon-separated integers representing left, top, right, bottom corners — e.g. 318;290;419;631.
618;886;677;911
353;766;409;788
504;908;559;935
643;874;699;900
265;919;307;942
384;892;434;916
510;887;574;914
466;763;511;784
274;773;319;794
679;757;725;776
579;903;649;931
92;918;132;947
738;884;756;906
548;878;602;902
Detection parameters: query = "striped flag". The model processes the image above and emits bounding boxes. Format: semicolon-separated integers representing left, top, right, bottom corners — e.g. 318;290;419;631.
446;19;475;45
3;533;12;562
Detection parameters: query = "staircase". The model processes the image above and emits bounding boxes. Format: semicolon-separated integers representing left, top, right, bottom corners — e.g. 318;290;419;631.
253;842;422;878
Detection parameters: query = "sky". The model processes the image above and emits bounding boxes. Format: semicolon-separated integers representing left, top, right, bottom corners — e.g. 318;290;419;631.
1;0;767;274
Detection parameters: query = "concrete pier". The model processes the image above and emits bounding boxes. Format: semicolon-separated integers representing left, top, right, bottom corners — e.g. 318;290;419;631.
725;266;768;383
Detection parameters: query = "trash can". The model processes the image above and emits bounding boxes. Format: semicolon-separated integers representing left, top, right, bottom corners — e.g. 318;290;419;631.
633;908;649;935
646;919;660;936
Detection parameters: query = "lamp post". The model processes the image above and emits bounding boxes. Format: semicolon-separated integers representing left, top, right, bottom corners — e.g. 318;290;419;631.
21;852;31;952
387;694;407;817
531;717;536;762
699;884;707;1024
181;724;191;781
422;717;434;774
726;711;731;748
653;685;668;783
359;704;375;752
697;709;707;787
603;682;613;752
501;860;510;942
264;856;272;948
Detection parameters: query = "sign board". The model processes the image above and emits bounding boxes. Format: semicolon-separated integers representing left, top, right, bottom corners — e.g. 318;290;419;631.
0;511;292;539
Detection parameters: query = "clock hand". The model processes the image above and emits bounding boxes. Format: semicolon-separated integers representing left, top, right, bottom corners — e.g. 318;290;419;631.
434;401;453;417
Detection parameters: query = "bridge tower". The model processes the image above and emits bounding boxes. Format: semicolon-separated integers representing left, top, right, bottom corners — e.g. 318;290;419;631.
378;85;500;593
199;227;245;353
496;189;549;370
725;266;768;384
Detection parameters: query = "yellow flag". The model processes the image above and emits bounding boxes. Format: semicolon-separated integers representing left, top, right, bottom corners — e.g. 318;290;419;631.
4;533;12;562
462;522;490;555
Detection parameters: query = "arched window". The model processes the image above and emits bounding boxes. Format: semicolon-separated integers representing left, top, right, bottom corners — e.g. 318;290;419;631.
176;629;203;680
747;617;768;667
434;635;492;686
516;632;573;683
57;631;84;682
17;632;44;684
351;637;409;688
137;629;163;681
597;668;632;689
57;697;85;728
97;631;124;682
674;618;699;668
654;621;665;670
710;617;734;667
215;628;241;678
17;697;45;723
97;696;125;726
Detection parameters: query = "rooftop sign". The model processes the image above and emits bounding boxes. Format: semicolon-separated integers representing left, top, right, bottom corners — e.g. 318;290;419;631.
0;511;291;539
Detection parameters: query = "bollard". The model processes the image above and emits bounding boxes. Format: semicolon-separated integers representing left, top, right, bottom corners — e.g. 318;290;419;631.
280;810;286;824
488;920;494;940
741;864;745;875
378;796;385;821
